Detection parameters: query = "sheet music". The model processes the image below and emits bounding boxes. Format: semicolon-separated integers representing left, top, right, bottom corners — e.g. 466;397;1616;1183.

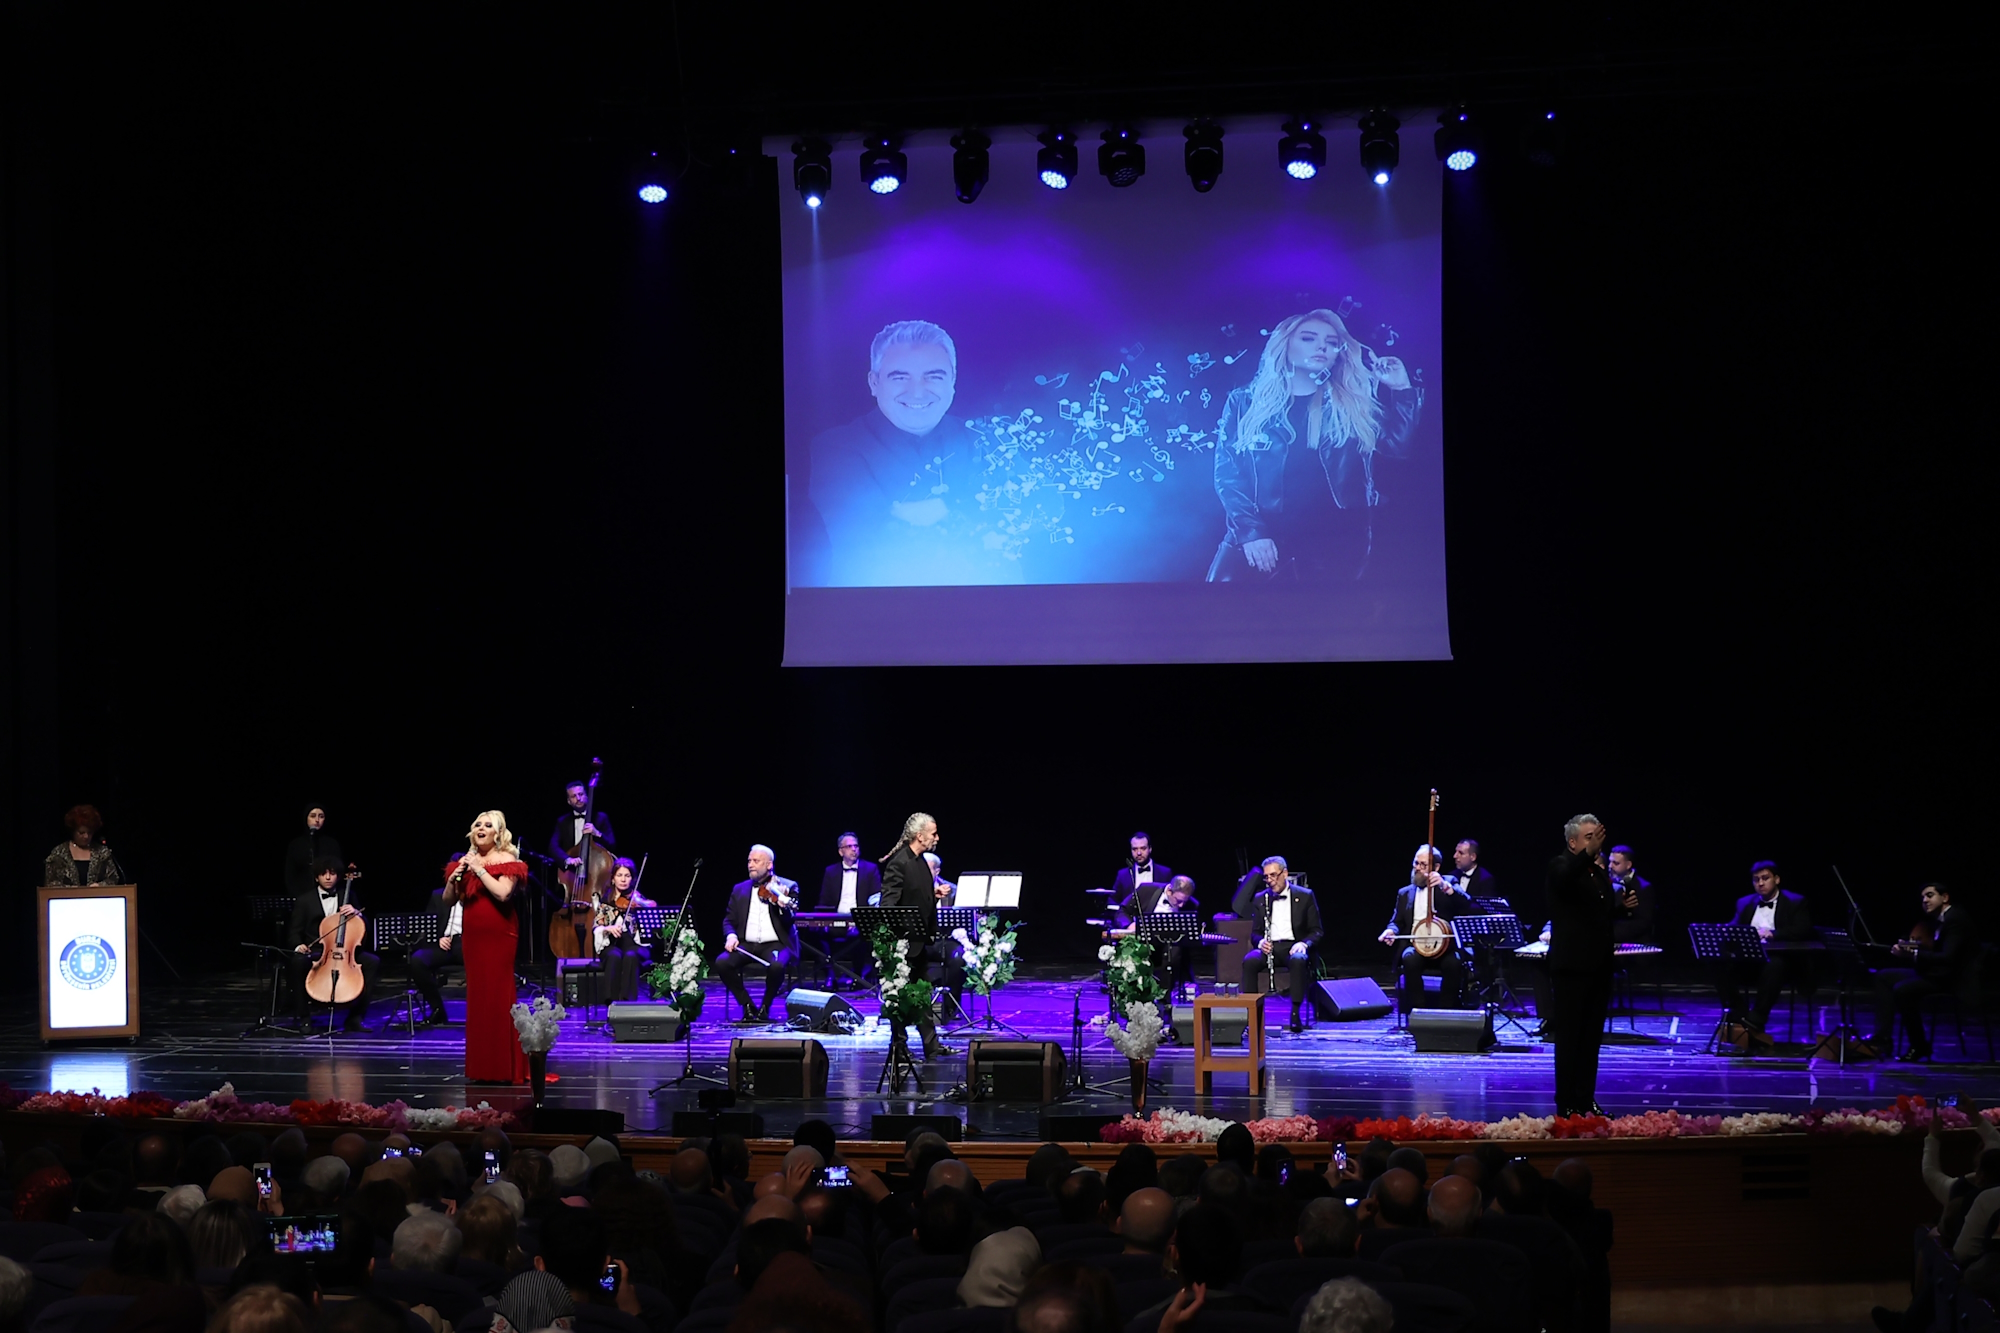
987;873;1022;908
955;874;990;908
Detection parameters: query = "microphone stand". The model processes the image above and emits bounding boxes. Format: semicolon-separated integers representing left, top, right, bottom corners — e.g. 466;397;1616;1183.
650;860;726;1094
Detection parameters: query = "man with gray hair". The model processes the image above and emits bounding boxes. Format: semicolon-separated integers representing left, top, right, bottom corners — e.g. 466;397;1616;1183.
300;1155;350;1207
391;1210;464;1272
880;814;957;1060
1547;813;1614;1117
1300;1277;1394;1333
717;844;799;1024
1242;856;1325;1033
805;318;1016;587
157;1185;206;1228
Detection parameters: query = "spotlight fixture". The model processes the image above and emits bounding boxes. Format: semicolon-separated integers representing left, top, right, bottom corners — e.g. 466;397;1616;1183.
1435;107;1481;172
792;138;832;208
633;148;670;204
1098;127;1145;187
1037;128;1077;190
1522;109;1563;168
1357;111;1400;186
859;134;906;195
951;131;990;203
1183;121;1223;192
1279;119;1325;180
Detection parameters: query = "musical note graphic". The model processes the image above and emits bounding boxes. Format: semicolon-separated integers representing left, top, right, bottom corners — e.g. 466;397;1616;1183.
1374;324;1398;347
1337;295;1361;319
1034;371;1070;389
1220;324;1237;338
1186;352;1215;375
1220;349;1249;365
1092;504;1126;516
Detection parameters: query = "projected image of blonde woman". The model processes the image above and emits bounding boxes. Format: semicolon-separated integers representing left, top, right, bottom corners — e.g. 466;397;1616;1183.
1206;308;1423;582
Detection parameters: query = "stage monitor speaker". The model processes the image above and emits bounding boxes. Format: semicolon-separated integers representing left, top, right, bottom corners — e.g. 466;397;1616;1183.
728;1038;829;1098
967;1040;1068;1103
607;1002;684;1042
669;1110;766;1137
1408;1007;1494;1052
784;988;858;1033
871;1113;963;1142
532;1107;625;1137
1314;977;1394;1022
1171;1005;1247;1047
1040;1113;1123;1142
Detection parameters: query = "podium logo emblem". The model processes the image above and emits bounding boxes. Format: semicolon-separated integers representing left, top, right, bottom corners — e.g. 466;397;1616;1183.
59;935;117;990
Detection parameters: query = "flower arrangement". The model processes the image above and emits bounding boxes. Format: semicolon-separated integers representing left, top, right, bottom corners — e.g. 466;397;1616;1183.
17;1089;179;1119
962;920;1019;997
1101;937;1165;1013
0;1082;517;1130
642;918;710;1025
1105;1002;1164;1061
510;995;567;1054
872;925;935;1026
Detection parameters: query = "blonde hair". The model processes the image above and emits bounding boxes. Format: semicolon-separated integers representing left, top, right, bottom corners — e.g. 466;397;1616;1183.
1232;309;1382;460
468;811;520;857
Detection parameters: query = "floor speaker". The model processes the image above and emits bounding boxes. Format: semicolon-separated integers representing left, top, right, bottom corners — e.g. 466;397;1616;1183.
727;1038;829;1097
1171;1005;1247;1046
1039;1113;1124;1142
784;988;858;1033
967;1040;1067;1102
1408;1007;1494;1052
532;1107;625;1137
870;1113;964;1142
606;1002;683;1042
1314;977;1394;1021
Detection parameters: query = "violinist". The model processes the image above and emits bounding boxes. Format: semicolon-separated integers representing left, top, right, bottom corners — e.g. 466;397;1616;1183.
594;858;654;1002
1378;844;1468;1013
1870;882;1971;1062
716;844;799;1023
285;857;376;1032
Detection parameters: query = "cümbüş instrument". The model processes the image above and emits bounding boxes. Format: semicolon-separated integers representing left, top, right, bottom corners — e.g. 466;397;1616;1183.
1410;789;1455;960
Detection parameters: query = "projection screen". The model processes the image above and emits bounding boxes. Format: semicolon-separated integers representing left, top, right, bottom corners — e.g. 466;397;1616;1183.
777;127;1447;666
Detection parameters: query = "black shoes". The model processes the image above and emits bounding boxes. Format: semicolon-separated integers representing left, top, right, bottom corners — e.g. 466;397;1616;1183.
1896;1046;1933;1063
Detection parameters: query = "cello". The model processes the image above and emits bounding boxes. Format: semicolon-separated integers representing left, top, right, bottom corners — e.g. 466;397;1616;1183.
1410;789;1456;960
550;760;617;959
304;866;367;1006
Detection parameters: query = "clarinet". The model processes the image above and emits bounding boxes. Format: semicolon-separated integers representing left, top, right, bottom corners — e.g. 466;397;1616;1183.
1266;892;1278;992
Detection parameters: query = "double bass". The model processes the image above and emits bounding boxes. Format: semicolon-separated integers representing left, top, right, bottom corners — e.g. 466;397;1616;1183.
1410;790;1455;960
549;760;617;959
304;867;367;1005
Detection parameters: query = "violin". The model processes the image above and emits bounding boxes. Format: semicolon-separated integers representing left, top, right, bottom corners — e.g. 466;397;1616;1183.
756;878;798;908
304;867;367;1005
1410;790;1456;961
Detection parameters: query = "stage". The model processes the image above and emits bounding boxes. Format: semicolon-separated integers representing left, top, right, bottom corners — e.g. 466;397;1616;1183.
5;967;1993;1139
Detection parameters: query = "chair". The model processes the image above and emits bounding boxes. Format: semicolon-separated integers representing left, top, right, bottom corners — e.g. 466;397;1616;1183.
1243;1256;1402;1311
369;1268;485;1324
895;1306;1007;1333
884;1277;965;1330
1374;1239;1535;1333
1033;1222;1111;1251
62;1215;126;1242
28;1295;136;1333
29;1242;110;1268
882;1254;968;1295
1113;1276;1180;1326
26;1265;85;1322
686;1283;744;1315
1074;1253;1167;1284
812;1235;867;1275
1395;973;1444;1027
1239;1238;1297;1271
1306;1281;1475;1333
0;1224;86;1263
1915;944;1996;1060
1044;1234;1124;1263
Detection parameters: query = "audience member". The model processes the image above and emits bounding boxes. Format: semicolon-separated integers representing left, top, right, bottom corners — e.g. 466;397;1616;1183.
1025;1145;1075;1194
187;1200;260;1271
1103;1144;1158;1213
916;1185;978;1255
1215;1123;1256;1174
1134;1204;1272;1325
1295;1197;1360;1258
1157;1154;1207;1201
457;1194;525;1269
1299;1277;1395;1333
550;1143;591;1197
736;1217;812;1290
1014;1262;1120;1333
392;1210;463;1272
727;1250;868;1333
158;1185;206;1228
1115;1188;1175;1254
0;1257;32;1333
207;1285;309;1333
1427;1176;1481;1237
80;1213;198;1296
959;1227;1040;1307
490;1271;574;1333
533;1206;648;1333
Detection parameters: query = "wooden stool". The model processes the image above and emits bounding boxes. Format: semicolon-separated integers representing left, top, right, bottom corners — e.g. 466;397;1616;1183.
1193;993;1266;1095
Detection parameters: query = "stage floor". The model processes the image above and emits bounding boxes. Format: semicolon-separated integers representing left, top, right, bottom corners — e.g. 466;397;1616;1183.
5;971;1993;1141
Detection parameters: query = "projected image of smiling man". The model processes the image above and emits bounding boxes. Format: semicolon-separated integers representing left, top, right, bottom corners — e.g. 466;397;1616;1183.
807;319;1015;586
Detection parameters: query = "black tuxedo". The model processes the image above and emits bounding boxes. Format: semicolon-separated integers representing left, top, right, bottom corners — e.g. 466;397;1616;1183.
714;877;800;1016
548;809;616;863
1454;864;1501;902
1717;889;1816;1031
877;842;960;1048
1873;904;1975;1053
1120;886;1203;991
1545;848;1615;1116
1241;885;1324;1020
1386;883;1471;1009
1111;863;1173;911
817;860;882;910
407;888;461;1019
1609;873;1656;943
284;882;377;1026
1729;890;1813;939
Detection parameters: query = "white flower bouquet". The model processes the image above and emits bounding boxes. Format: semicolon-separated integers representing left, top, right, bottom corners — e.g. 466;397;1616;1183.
1105;1001;1164;1061
510;994;567;1053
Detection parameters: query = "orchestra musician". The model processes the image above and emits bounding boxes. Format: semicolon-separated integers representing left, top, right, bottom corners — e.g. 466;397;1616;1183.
1120;874;1201;997
1606;844;1657;943
879;812;957;1059
45;805;124;886
548;779;617;868
283;805;342;898
1378;844;1470;1010
1870;882;1970;1062
1241;857;1324;1034
406;879;462;1027
716;845;799;1023
815;833;880;981
1111;834;1174;913
1451;840;1499;900
1715;861;1814;1035
594;857;653;1002
286;857;376;1032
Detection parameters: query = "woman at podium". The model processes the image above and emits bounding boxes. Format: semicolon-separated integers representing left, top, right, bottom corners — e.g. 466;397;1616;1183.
444;811;531;1083
44;805;123;885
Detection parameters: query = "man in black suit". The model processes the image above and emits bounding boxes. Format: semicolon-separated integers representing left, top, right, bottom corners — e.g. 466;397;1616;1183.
1452;839;1500;901
878;812;955;1058
1871;882;1973;1061
548;779;616;867
1120;875;1202;997
286;857;377;1031
715;844;799;1023
405;883;461;1027
1241;857;1324;1033
1606;845;1657;943
283;805;343;898
813;832;880;986
1378;845;1471;1010
1110;833;1173;914
1716;861;1815;1032
1546;814;1614;1117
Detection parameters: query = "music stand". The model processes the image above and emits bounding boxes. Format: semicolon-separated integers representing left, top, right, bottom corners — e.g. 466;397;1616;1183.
1811;927;1873;1063
1689;922;1766;1054
367;914;435;1037
238;942;302;1038
628;906;681;949
935;907;992;1034
1452;913;1532;1038
855;906;935;1095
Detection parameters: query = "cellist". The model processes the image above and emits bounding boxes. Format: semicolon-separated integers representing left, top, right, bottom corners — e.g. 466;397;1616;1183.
1378;843;1469;1014
286;856;377;1032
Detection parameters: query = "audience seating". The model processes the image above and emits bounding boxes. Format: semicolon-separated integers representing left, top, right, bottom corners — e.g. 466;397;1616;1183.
26;1294;137;1333
883;1277;966;1330
0;1223;86;1263
1031;1221;1107;1250
881;1253;969;1293
64;1214;128;1241
1077;1253;1168;1284
1316;1281;1476;1333
1043;1234;1124;1262
1241;1256;1401;1310
668;1310;734;1333
1121;1308;1289;1333
1375;1238;1537;1333
1113;1276;1180;1326
453;1257;513;1297
29;1241;111;1268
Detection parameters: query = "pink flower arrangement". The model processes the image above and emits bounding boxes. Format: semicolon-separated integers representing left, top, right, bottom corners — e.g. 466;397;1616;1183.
1606;1110;1685;1138
8;1081;514;1131
1354;1114;1488;1141
1244;1115;1320;1144
1315;1116;1359;1143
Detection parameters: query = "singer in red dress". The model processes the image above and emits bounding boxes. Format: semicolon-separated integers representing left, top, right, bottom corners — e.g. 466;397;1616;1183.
443;811;530;1083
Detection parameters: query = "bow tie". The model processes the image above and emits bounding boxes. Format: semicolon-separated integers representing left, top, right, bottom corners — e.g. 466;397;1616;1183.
319;891;338;899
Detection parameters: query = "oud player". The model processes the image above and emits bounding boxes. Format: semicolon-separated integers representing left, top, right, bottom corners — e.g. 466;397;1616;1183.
1378;844;1469;1011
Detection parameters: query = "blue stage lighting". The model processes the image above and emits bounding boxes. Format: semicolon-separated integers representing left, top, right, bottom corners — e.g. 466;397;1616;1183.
1358;110;1399;186
1098;127;1145;188
637;183;668;204
952;131;990;203
1279;119;1325;180
860;135;906;195
792;138;832;209
1183;121;1224;192
1037;128;1077;190
1435;108;1482;172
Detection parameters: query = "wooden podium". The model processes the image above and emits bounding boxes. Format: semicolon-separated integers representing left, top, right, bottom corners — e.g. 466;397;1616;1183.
1192;992;1266;1095
38;884;141;1040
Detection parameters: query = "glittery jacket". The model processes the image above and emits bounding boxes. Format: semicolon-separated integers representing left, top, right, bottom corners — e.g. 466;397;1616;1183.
1211;382;1424;547
44;843;124;886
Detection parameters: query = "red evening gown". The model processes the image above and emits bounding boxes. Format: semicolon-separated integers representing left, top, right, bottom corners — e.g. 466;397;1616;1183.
459;860;531;1082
